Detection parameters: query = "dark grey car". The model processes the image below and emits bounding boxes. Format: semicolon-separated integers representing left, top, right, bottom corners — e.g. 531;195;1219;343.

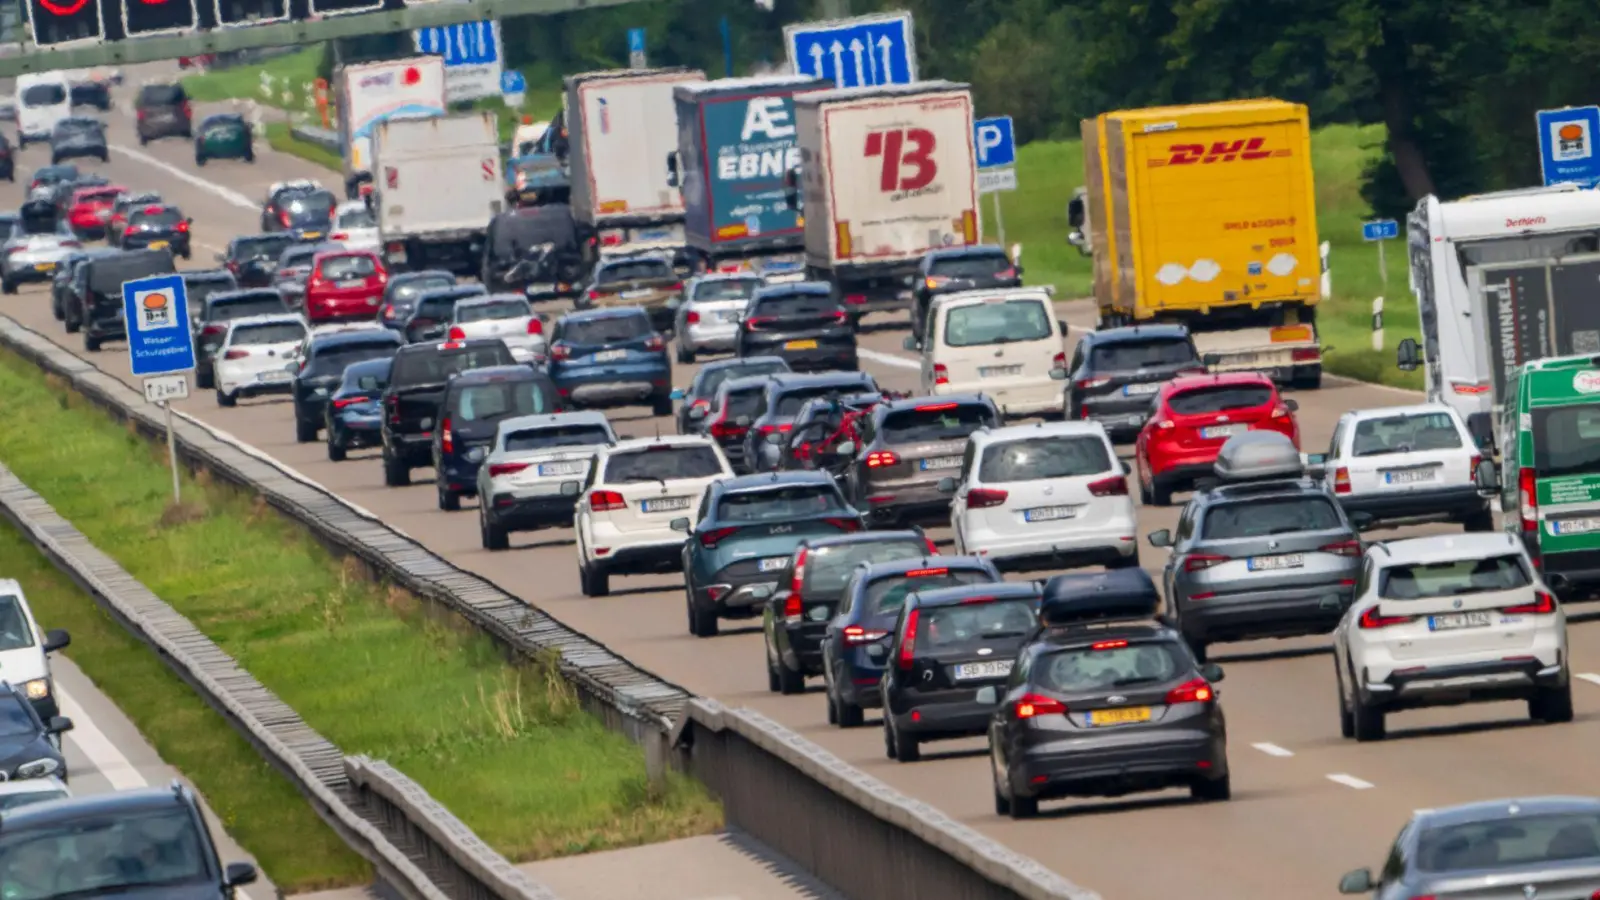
1058;325;1207;442
1339;797;1600;899
135;82;192;143
49;117;107;165
673;355;790;435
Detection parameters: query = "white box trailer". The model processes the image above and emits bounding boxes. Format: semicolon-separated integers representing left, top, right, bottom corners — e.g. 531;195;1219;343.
336;56;447;199
372;111;504;276
564;67;706;230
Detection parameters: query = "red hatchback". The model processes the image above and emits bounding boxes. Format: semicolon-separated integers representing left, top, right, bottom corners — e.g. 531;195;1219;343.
1134;372;1299;506
67;185;125;240
304;251;388;322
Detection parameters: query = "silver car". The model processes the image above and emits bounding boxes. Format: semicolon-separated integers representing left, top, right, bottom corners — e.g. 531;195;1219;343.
674;273;764;364
1;201;81;295
1339;797;1600;899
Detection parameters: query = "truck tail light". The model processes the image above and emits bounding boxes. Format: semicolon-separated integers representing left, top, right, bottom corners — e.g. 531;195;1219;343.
933;364;949;385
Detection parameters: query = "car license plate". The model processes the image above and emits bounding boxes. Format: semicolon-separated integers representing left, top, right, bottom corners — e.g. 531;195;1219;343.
1429;612;1493;631
302;231;322;240
954;660;1013;680
537;461;584;476
758;557;791;573
1553;517;1600;535
1124;383;1161;395
785;339;819;350
594;349;628;362
1087;706;1152;726
33;263;52;272
637;229;672;242
338;279;364;289
921;455;962;470
257;371;291;384
150;240;169;249
642;496;691;513
1024;505;1078;522
1202;424;1244;440
1247;553;1305;571
1384;468;1437;485
621;288;652;299
979;365;1023;377
717;310;741;322
525;283;553;294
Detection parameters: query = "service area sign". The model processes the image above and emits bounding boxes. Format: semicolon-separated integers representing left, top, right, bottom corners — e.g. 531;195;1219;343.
1537;106;1600;188
123;274;195;377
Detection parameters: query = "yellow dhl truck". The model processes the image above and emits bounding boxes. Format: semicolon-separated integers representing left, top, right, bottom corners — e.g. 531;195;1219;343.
1066;99;1327;388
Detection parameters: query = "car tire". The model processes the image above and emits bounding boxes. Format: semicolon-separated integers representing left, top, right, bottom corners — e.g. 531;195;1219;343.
244;147;255;163
765;655;781;692
1147;475;1173;507
138;134;148;146
1462;507;1494;533
1;278;15;296
326;439;346;462
195;154;206;167
686;590;719;638
825;690;839;724
1532;682;1574;724
891;721;920;763
1336;660;1355;739
216;388;236;408
1352;693;1386;742
837;694;864;728
991;755;1012;816
83;331;100;352
98;151;108;163
777;659;805;695
1008;793;1039;820
195;367;213;389
1108;547;1141;569
1294;365;1323;390
480;506;509;551
651;391;673;418
64;311;80;333
436;480;461;511
295;417;318;443
382;454;410;487
677;342;694;365
1190;774;1231;802
579;561;610;598
180;247;191;260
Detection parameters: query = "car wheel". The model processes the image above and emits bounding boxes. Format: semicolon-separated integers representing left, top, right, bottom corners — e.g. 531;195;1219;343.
436;480;461;511
326;438;346;462
1336;658;1355;739
479;506;509;551
579;561;610;598
244;147;255;163
215;388;236;408
295;417;318;443
1190;773;1231;802
64;310;80;333
98;150;108;163
836;694;864;728
991;754;1012;816
651;391;673;418
195;367;212;389
686;587;719;637
1532;681;1574;724
138;134;148;146
1009;793;1039;820
1352;691;1386;742
777;658;805;695
179;247;191;260
892;721;920;763
83;331;100;352
825;690;839;724
382;453;410;487
882;718;897;759
1462;507;1494;533
0;278;15;296
195;154;207;167
1150;477;1174;507
677;342;694;365
765;655;781;692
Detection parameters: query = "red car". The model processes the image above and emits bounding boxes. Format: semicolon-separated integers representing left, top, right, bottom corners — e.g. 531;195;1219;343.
1134;372;1300;506
66;184;126;240
303;251;388;322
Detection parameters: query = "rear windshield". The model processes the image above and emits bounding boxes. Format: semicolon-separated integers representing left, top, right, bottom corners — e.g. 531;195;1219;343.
699;362;786;397
210;296;287;321
184;278;236;308
231;235;293;261
563;315;650;345
1379;555;1531;600
452;381;552;421
929;254;1011;280
307;342;396;375
342;364;390;392
1090;338;1198;371
720;386;765;419
1167;385;1273;416
337;206;376;228
22;84;65;106
694;279;761;302
916;597;1037;642
803;540;927;596
415;295;470;319
943;299;1052;347
319;255;378;280
880;404;993;444
753;293;837;318
598;259;673;282
1201;497;1343;539
1035;641;1187;693
201;117;242;133
391;275;455;304
458;300;530;324
232;322;306;346
603;445;722;481
1533;404;1600;477
979;436;1112;483
391;345;513;384
56;119;101;135
138;84;184;104
504;424;611;452
280;248;317;269
1415;813;1600;872
775;382;874;417
715;485;844;523
129;208;182;227
868;568;995;615
1352;412;1463;456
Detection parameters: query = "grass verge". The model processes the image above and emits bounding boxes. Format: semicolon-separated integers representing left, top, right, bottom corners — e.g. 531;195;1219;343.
264;122;342;172
0;356;722;863
0;514;371;892
182;48;323;107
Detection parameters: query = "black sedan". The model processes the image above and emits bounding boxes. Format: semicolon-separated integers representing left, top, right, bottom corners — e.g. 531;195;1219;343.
0;682;72;783
735;282;857;372
121;203;192;259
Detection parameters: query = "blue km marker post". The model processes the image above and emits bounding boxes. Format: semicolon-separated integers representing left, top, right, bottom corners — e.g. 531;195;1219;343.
123;273;195;504
1362;219;1398;288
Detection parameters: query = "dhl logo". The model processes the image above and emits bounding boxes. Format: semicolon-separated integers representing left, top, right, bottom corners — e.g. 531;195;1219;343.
1147;137;1291;167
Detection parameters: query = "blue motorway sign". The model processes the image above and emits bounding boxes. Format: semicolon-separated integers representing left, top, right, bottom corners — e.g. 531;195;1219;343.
500;69;526;95
1362;219;1399;242
1537;106;1600;188
416;21;498;67
122;274;195;377
628;27;645;55
785;11;917;89
974;116;1015;170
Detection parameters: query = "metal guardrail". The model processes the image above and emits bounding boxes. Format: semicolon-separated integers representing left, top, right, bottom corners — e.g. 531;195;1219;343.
0;314;1102;900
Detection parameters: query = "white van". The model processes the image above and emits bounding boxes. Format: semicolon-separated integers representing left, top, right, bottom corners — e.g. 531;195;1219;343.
0;579;71;724
911;287;1068;418
16;72;71;148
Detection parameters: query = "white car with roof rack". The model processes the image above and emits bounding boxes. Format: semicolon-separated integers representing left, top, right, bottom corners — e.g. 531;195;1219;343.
1332;532;1569;742
213;313;309;407
909;287;1068;419
447;294;547;364
477;411;618;551
575;435;734;597
1319;403;1492;532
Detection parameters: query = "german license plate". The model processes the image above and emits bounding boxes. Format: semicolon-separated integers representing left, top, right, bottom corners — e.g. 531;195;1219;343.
525;283;553;294
338;279;364;289
301;231;322;240
954;660;1013;680
1553;517;1600;535
150;241;169;249
1429;611;1493;631
1088;706;1152;726
621;288;652;299
1024;505;1078;522
637;229;672;242
33;263;52;271
1384;468;1436;485
642;496;691;513
1124;383;1160;395
257;370;290;383
1202;424;1244;440
921;455;962;470
979;365;1022;377
1248;553;1305;571
538;461;584;476
594;349;627;362
758;556;791;572
785;339;818;350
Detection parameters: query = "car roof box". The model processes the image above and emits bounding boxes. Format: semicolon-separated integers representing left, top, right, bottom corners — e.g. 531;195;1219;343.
1212;430;1302;482
1039;569;1160;628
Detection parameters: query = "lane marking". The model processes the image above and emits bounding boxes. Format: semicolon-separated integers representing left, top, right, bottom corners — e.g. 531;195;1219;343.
1251;742;1294;758
109;143;257;210
1326;773;1374;790
1577;672;1600;687
856;347;919;371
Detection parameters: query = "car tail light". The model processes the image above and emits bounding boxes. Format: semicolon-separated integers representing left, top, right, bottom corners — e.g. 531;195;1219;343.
843;625;888;646
1358;606;1414;629
933;363;949;385
897;608;920;669
590;489;626;512
644;335;665;351
966;487;1008;509
709;417;745;440
784;548;808;621
445;326;466;341
1519;467;1538;533
551;344;571;361
587;289;603;302
995;267;1016;279
330;232;349;241
1051;351;1067;372
1469;454;1481;484
699;526;740;548
1165;678;1214;705
824;517;862;533
1319;539;1362;557
223;349;248;360
440;416;454;454
746;316;777;329
332;396;367;409
201;324;226;337
488;461;530;477
844;293;868;305
1183;554;1228;573
669;281;684;292
176;221;189;233
527;318;543;335
1271;403;1292;420
1013;693;1065;719
1088;475;1127;496
685;310;700;325
865;450;899;468
1334;467;1351;494
279;210;291;227
60;240;81;249
831;309;849;324
1504;590;1557;615
1077;376;1110;390
136;109;146;121
181;100;192;119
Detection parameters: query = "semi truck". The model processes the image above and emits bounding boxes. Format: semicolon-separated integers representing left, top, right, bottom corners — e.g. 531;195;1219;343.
1396;183;1600;452
335;57;447;200
371;111;504;276
668;74;830;277
1066;99;1326;388
787;81;981;321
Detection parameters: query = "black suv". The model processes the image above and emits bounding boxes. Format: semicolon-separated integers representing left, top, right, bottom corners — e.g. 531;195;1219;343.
380;339;517;486
735;282;856;372
741;371;880;471
909;245;1022;341
219;233;295;288
290;328;404;442
1058;325;1207;441
432;365;560;510
78;249;177;353
135;82;192;143
121;203;192;259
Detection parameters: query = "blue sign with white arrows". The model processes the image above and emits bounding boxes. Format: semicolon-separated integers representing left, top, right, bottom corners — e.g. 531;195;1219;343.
1362;219;1399;241
785;11;918;89
500;70;526;95
416;21;498;67
974;116;1015;170
122;274;195;377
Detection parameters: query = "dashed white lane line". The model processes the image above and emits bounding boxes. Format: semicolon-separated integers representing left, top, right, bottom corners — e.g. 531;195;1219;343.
857;347;919;371
1326;773;1375;790
1251;742;1294;758
1576;672;1600;688
109;143;256;210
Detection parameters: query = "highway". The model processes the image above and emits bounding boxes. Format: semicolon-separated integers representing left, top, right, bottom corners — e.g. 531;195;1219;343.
9;82;1600;900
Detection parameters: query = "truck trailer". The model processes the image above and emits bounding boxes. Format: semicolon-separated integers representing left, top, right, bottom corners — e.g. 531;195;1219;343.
335;57;446;200
371;111;504;276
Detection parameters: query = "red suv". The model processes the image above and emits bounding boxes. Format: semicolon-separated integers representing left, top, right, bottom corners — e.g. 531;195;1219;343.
67;184;125;240
304;251;388;322
1134;372;1299;506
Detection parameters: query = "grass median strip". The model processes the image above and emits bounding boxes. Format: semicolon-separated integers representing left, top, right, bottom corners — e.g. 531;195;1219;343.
264;121;342;172
0;517;372;893
0;354;722;861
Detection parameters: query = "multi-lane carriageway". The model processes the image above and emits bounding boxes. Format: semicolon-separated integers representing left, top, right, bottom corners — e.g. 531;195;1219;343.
12;76;1600;900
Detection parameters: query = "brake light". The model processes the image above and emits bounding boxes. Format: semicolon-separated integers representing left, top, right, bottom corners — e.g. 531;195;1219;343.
1334;467;1351;494
550;343;571;361
905;567;949;578
440;416;454;454
897;608;920;669
783;547;809;621
746;316;777;329
644;335;665;351
966;487;1008;509
685;310;700;325
1470;454;1481;484
386;395;401;426
1519;467;1538;533
1013;693;1065;719
527;318;543;335
1319;539;1362;557
176;221;189;233
332;396;366;409
917;402;958;412
223;349;248;359
1358;606;1414;629
1183;554;1227;573
587;290;603;302
1271;404;1291;419
1088;475;1127;496
995;267;1016;279
843;625;888;646
330;231;348;241
844;293;868;305
279;210;291;227
699;526;740;548
670;282;684;292
201;324;226;336
1051;351;1067;371
590;489;626;512
488;461;530;477
1504;590;1556;615
447;326;466;341
831;309;849;324
824;517;862;533
1077;376;1110;390
1091;640;1128;650
865;450;899;468
758;423;793;437
181;100;191;119
783;591;803;620
933;363;949;385
1165;678;1214;705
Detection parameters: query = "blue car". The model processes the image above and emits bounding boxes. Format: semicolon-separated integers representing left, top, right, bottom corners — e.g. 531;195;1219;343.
680;470;867;637
324;358;391;462
820;556;1005;728
431;365;561;511
290;327;403;443
547;306;673;416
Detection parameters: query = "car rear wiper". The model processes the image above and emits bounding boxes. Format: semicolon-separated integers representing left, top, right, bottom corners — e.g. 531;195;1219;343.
1353;448;1402;457
979;630;1030;639
1110;675;1163;687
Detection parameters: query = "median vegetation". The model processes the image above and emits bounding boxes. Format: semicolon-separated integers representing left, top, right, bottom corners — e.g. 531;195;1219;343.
0;353;722;866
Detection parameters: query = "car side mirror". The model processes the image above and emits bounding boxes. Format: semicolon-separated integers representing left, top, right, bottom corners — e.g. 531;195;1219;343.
47;716;73;735
936;476;957;493
1049;368;1068;381
560;480;582;497
1057;320;1068;337
1475;458;1501;493
224;862;258;887
1200;662;1224;683
186;217;194;226
669;517;691;532
1348;511;1375;530
1283;398;1299;412
1147;529;1173;548
1396;337;1421;371
902;335;918;352
834;440;856;456
1337;869;1373;895
669;388;685;400
687;406;708;420
42;629;69;653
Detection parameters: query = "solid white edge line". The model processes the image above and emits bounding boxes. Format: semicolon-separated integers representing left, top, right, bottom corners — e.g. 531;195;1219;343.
1251;742;1294;758
1576;672;1600;687
1326;773;1375;790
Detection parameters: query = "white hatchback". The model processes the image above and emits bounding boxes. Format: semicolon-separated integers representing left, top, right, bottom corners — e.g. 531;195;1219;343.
674;273;764;363
1332;533;1569;742
945;421;1138;571
330;201;379;254
910;288;1067;418
1320;403;1492;532
448;295;547;363
213;314;308;407
575;435;733;597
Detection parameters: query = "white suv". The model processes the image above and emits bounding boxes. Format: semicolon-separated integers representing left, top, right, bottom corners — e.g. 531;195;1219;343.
942;421;1138;571
1320;403;1491;532
1332;533;1569;743
575;435;734;596
213;314;308;408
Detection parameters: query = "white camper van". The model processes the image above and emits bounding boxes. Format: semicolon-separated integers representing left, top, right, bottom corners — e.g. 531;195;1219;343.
15;72;71;147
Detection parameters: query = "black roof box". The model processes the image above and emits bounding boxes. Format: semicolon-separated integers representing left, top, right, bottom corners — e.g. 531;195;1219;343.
1039;569;1160;627
1213;430;1302;482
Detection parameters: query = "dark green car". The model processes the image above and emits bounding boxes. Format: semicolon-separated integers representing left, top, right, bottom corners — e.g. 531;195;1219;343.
194;113;254;166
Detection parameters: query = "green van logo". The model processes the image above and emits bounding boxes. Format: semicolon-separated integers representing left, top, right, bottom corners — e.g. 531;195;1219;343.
1574;371;1600;393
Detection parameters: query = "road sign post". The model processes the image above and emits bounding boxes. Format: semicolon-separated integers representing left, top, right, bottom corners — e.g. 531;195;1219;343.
500;69;526;109
1362;218;1398;287
627;27;646;68
415;21;503;103
785;11;917;89
123;274;195;505
1537;106;1600;188
975;116;1017;246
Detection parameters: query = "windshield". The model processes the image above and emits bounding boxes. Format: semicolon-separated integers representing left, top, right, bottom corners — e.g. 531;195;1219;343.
1417;812;1600;872
880;404;993;443
1379;555;1531;600
0;790;67;811
694;279;761;302
1090;338;1198;371
917;597;1037;642
232;322;306;346
0;596;34;652
307;342;396;376
563;315;650;345
318;255;378;280
201;117;241;134
391;346;512;384
979;436;1112;482
943;299;1052;347
129;208;182;227
1202;497;1343;539
597;259;673;283
391;276;454;305
802;540;926;597
715;485;844;523
0;807;209;899
210;296;287;321
458;300;530;324
604;446;722;481
337;206;376;228
699;363;785;399
868;569;995;615
929;254;1011;280
775;382;874;417
21;84;64;106
1531;404;1600;478
1036;641;1186;693
231;235;293;262
1352;412;1463;457
753;293;837;318
453;381;551;421
504;424;611;452
1168;385;1273;416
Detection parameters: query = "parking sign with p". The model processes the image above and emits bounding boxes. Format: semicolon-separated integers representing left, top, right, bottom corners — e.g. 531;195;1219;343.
122;273;195;377
1537;106;1600;188
974;116;1015;170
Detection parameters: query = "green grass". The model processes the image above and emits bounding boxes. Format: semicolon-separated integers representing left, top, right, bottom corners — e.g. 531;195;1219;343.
181;48;323;108
264;121;342;171
0;512;371;893
0;357;722;864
